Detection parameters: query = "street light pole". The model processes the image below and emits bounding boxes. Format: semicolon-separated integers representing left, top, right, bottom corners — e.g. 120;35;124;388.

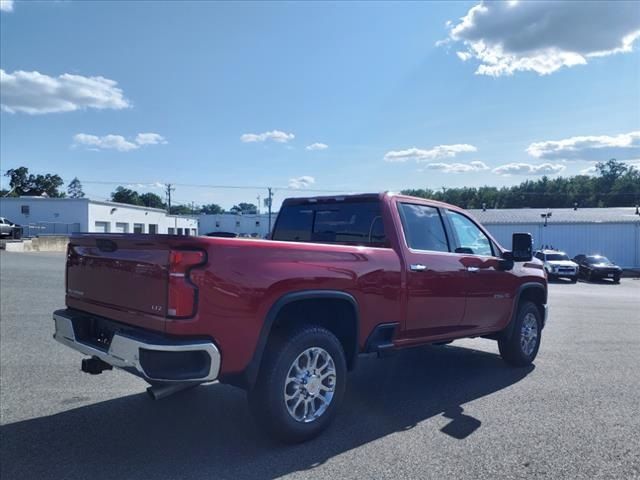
267;187;273;236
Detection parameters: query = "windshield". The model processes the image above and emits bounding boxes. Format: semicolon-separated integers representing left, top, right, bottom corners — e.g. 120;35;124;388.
587;256;611;264
546;253;570;261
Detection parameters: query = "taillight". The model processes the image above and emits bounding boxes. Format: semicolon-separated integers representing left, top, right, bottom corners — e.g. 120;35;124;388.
167;249;205;318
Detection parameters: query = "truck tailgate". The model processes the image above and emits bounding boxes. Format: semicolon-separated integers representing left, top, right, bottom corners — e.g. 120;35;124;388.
66;236;172;331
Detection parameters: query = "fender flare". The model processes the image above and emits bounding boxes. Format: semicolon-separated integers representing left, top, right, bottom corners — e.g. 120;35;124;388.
503;282;547;340
241;290;360;389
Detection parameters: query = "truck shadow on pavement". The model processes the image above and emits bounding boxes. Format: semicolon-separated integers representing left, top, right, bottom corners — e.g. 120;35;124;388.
1;344;533;480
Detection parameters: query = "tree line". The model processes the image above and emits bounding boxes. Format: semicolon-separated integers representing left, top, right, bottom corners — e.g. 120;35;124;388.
3;159;639;213
401;160;640;209
1;167;256;215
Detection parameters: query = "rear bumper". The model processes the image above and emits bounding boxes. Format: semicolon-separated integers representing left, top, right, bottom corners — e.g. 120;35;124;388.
53;309;221;383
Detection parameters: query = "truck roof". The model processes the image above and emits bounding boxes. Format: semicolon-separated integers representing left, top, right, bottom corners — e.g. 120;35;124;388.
281;191;465;212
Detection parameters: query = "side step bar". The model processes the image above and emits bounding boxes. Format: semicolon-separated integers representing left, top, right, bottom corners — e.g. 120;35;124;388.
364;323;399;357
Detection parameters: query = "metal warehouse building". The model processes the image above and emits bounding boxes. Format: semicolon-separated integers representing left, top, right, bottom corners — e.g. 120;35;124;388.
0;197;198;236
199;213;272;238
470;207;640;269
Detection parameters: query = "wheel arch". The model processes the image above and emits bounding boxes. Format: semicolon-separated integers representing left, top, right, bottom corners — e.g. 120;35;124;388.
503;282;547;339
239;290;360;390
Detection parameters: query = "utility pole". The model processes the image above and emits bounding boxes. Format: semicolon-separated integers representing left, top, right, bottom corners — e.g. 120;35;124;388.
267;187;273;236
164;183;175;214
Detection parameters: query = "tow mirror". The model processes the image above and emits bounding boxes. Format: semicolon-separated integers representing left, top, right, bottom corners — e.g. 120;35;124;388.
511;233;533;262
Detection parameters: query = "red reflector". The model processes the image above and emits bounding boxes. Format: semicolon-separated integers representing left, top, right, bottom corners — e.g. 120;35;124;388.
167;250;205;318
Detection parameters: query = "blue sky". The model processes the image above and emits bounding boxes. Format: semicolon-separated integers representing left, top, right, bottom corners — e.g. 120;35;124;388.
1;1;639;209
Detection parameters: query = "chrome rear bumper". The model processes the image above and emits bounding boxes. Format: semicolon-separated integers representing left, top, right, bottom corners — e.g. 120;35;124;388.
53;310;220;383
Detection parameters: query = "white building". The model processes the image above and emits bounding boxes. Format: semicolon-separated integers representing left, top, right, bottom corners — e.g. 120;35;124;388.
470;207;640;268
0;197;198;236
199;213;274;238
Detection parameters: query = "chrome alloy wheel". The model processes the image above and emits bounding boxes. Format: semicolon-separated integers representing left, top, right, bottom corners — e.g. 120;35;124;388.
284;347;336;423
520;312;539;357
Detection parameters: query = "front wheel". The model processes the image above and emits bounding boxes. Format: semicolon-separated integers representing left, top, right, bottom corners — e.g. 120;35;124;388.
248;326;347;443
498;301;542;367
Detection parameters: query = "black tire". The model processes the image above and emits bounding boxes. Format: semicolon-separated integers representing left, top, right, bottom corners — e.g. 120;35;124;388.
498;301;542;367
613;276;621;284
570;276;578;284
248;326;347;443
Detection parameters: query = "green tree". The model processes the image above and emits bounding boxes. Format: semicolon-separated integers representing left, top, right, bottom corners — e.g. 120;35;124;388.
140;192;166;209
230;202;258;214
4;167;64;197
200;203;224;214
169;205;193;215
111;186;142;205
400;159;640;209
67;177;85;198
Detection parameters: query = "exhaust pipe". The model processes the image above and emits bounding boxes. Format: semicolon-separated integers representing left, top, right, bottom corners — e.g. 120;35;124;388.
146;382;200;400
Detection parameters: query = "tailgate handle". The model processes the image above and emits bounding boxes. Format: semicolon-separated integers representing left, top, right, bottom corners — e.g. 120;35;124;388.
96;239;118;252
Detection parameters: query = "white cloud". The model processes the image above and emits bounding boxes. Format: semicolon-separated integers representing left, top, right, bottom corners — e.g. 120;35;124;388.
424;160;490;173
580;165;598;175
73;132;167;152
384;144;477;162
288;176;316;189
493;162;566;176
0;0;14;12
527;131;640;161
125;182;165;190
240;130;295;143
135;133;167;145
446;1;640;76
0;69;130;114
305;142;329;151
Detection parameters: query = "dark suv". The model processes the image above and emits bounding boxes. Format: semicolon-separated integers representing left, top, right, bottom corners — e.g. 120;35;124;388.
573;254;622;283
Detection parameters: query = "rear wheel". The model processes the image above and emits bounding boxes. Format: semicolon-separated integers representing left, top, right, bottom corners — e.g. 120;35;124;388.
498;301;542;367
248;326;347;443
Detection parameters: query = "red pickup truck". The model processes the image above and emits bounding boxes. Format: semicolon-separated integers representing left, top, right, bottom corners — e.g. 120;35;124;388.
54;192;547;442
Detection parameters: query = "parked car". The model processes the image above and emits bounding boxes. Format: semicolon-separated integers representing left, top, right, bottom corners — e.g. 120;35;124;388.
573;254;622;283
0;217;21;239
52;192;548;442
204;231;239;238
534;249;578;282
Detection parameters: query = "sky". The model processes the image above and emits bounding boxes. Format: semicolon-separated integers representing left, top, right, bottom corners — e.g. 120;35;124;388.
1;0;639;210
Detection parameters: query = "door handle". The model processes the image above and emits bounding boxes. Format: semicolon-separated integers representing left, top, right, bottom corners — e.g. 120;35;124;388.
410;264;427;272
466;266;480;272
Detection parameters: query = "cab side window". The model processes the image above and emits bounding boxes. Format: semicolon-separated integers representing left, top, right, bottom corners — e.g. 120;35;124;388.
398;203;449;252
447;210;493;257
535;252;545;261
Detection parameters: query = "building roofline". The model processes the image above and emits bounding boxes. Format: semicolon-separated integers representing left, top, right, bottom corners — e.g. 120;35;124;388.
0;196;198;218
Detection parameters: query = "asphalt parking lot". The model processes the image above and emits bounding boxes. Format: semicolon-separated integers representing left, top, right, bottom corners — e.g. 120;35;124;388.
1;251;639;480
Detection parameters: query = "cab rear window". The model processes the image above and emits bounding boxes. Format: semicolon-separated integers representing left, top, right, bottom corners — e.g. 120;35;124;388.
272;201;388;247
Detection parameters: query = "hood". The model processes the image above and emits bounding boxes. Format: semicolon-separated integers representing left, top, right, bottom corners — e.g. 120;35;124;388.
546;260;577;267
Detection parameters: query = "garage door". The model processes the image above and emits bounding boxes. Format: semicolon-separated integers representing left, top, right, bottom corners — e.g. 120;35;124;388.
94;221;110;233
114;222;128;233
